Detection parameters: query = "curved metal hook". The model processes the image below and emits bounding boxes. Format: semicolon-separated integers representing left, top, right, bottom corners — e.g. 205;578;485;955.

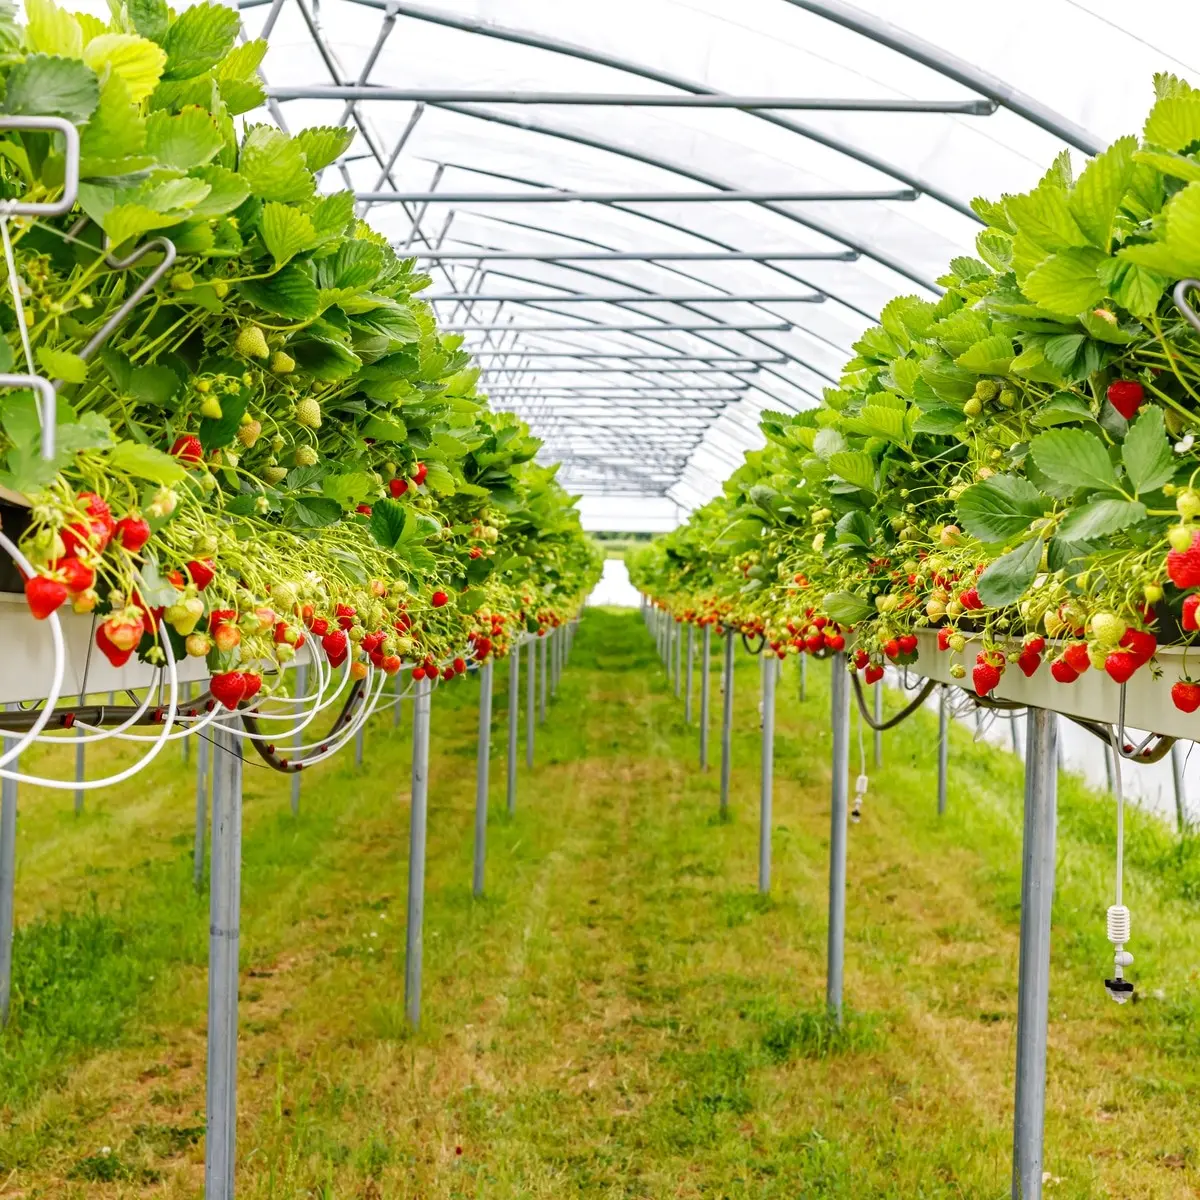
1174;278;1200;336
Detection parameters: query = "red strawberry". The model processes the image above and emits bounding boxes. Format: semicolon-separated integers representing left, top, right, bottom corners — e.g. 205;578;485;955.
1184;595;1200;631
186;559;216;590
208;608;236;632
813;616;828;630
1024;636;1046;654
24;574;67;620
853;649;869;670
273;621;293;645
1062;642;1091;675
826;633;846;652
102;611;144;652
322;629;348;659
431;590;449;608
381;654;402;675
1167;531;1200;589
1121;628;1157;665
1017;647;1042;678
469;547;483;560
1104;651;1139;684
412;666;426;680
883;638;900;660
355;504;372;516
336;604;356;631
897;634;918;654
937;628;952;652
210;671;247;709
960;587;984;611
114;514;151;553
242;672;262;700
361;631;385;654
310;616;330;637
453;657;467;674
805;633;823;653
1171;679;1200;713
170;434;204;465
973;660;1002;696
864;664;884;685
95;623;133;668
1050;658;1079;684
389;478;408;498
1106;379;1144;420
53;556;94;595
412;461;428;486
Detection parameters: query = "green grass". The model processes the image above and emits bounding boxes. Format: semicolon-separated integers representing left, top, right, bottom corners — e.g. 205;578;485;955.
3;609;1200;1195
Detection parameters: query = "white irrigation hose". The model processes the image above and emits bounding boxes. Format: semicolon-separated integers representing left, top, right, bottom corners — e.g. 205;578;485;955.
0;530;68;769
0;619;179;789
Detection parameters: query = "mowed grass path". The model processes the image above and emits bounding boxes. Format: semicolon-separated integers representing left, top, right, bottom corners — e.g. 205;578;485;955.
4;608;1200;1196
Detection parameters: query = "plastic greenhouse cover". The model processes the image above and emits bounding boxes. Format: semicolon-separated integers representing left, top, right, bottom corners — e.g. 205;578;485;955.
72;0;1200;517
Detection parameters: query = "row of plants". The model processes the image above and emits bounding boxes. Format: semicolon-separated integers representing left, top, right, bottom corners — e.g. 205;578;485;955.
629;75;1200;714
0;0;601;704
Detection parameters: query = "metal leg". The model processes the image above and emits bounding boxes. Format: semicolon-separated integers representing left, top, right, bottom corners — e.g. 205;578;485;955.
799;652;807;702
473;660;493;897
685;624;695;723
404;674;433;1026
720;631;734;817
205;720;243;1200
355;718;365;770
1171;742;1187;833
674;620;682;698
938;686;949;817
551;628;560;697
1012;708;1058;1200
195;732;209;890
700;624;711;770
539;634;547;725
526;637;536;768
392;668;402;728
873;678;883;768
182;683;191;764
1103;743;1114;793
506;649;519;815
0;727;17;1026
827;652;850;1025
74;728;85;815
291;663;306;816
759;655;776;894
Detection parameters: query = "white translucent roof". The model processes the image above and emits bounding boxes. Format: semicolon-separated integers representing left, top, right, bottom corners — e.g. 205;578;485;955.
224;0;1200;519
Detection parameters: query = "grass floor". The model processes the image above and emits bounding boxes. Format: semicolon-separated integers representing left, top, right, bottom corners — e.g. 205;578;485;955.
4;608;1200;1196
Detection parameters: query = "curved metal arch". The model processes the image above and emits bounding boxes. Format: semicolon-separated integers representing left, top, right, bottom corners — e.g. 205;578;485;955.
331;0;986;225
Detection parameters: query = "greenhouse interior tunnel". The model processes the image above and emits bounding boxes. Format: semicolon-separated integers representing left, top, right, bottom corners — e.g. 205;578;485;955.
5;0;1200;1196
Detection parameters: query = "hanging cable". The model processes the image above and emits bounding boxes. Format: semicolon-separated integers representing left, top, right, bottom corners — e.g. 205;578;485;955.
1104;724;1134;1004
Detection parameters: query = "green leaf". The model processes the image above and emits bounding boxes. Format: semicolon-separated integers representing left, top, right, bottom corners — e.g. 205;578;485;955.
1131;147;1200;183
185;165;250;219
1029;428;1119;496
1097;258;1169;320
23;0;81;55
369;497;408;548
218;76;266;117
956;474;1048;543
1032;392;1095;427
1067;135;1136;249
288;334;360;379
955;333;1015;374
821;591;874;624
161;1;240;80
144;104;222;170
321;470;375;508
976;537;1044;608
1020;248;1106;316
107;440;186;485
1144;93;1200;151
1057;499;1147;541
259;201;317;269
239;263;320;320
284;495;341;529
911;404;964;435
311;190;355;240
294;126;355;172
3;54;98;122
843;404;908;443
127;0;168;43
198;394;246;450
238;124;314;204
81;74;146;159
1003;181;1089;256
100;202;179;246
422;460;455;495
1117;182;1200;281
313;239;383;291
1122;405;1175;495
35;346;87;383
82;33;166;104
826;451;874;491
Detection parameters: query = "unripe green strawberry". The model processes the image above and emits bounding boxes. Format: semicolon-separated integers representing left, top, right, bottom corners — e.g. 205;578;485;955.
998;387;1017;408
1089;612;1125;647
1168;524;1194;552
237;419;262;448
963;397;982;417
1177;490;1200;519
171;271;194;291
263;466;288;485
212;280;229;299
973;379;1000;402
270;434;285;452
236;324;269;359
294;445;318;467
270;351;295;374
295;397;321;429
199;395;223;420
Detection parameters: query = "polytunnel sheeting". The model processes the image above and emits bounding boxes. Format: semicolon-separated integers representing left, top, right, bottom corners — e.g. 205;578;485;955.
226;0;1200;517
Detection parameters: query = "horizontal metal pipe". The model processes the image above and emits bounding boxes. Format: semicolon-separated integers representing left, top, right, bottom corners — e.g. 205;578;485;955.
411;249;858;261
426;292;823;303
471;351;782;360
480;366;760;374
359;188;917;203
268;85;994;113
443;321;791;331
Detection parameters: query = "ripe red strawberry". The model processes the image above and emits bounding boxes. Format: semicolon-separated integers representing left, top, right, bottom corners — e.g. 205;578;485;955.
469;547;482;559
825;632;846;652
170;434;204;465
805;633;823;653
864;664;884;685
389;478;408;498
412;666;426;680
310;616;330;637
474;636;492;660
883;638;900;660
186;558;216;590
1171;679;1200;712
53;556;94;594
1185;595;1200;631
937;628;952;652
973;660;1002;696
1062;642;1091;674
431;590;449;608
212;621;241;652
1121;628;1157;665
1050;658;1079;684
361;631;385;654
336;604;356;630
1104;651;1139;684
960;587;984;611
813;616;828;630
412;461;428;486
208;608;236;632
24;574;67;620
322;629;348;659
95;623;133;668
114;514;151;553
210;671;247;709
453;656;466;674
853;649;869;670
1167;531;1200;588
381;654;402;675
1017;647;1042;678
273;620;293;645
897;634;918;654
1024;636;1046;654
242;672;262;700
1106;379;1144;420
355;504;372;516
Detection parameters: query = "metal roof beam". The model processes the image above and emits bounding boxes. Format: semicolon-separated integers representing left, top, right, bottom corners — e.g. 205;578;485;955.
443;321;790;332
413;249;857;262
428;292;824;303
359;188;916;204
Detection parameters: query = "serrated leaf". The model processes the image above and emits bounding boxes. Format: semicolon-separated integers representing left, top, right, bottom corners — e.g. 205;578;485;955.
843;404;907;444
294;125;355;172
976;537;1043;608
1144;93;1200;151
239;263;320;319
1003;181;1090;256
23;0;81;55
186;165;249;219
1021;248;1107;316
127;0;168;43
1096;258;1168;319
284;495;341;529
955;333;1015;374
972;194;1015;232
288;334;360;378
912;404;964;435
1028;428;1119;496
3;53;98;122
313;238;383;291
83;33;165;104
161;1;239;80
1131;147;1200;183
956;474;1048;542
259;201;317;269
1057;499;1147;541
423;460;455;495
321;470;375;508
1122;405;1175;495
100;201;179;245
1032;392;1095;427
238;124;314;204
81;73;145;159
36;346;87;383
218;76;265;117
107;440;186;485
311;190;355;240
144;104;222;170
214;39;266;80
826;451;874;491
821;591;874;624
368;497;406;548
1068;135;1136;250
1117;182;1200;280
361;415;407;442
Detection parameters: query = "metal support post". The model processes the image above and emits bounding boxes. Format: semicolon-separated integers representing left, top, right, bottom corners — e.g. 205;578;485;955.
404;674;433;1026
674;620;682;699
799;652;807;702
760;656;776;894
506;649;519;814
539;634;547;724
526;637;536;768
1171;742;1187;833
873;679;883;768
74;725;85;815
392;669;403;728
685;624;695;724
827;653;850;1024
182;682;192;763
195;730;209;889
700;624;711;770
0;726;17;1025
1012;708;1059;1200
355;716;365;770
205;719;243;1200
938;686;949;817
473;660;493;897
291;663;306;816
720;631;735;817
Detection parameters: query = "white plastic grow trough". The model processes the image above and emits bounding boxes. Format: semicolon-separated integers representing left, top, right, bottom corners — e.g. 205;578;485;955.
913;629;1200;740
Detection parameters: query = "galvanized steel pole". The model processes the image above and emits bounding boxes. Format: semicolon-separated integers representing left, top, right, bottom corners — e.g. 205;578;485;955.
827;653;850;1024
405;674;433;1026
1171;742;1187;832
474;659;493;897
539;634;548;724
938;686;949;817
720;631;735;817
759;656;776;893
0;726;16;1025
873;679;882;768
799;652;807;702
392;668;403;728
507;648;519;814
1012;708;1058;1200
205;719;243;1200
291;663;306;816
526;637;536;768
699;623;711;770
674;620;682;699
195;732;209;889
182;682;191;764
685;624;695;723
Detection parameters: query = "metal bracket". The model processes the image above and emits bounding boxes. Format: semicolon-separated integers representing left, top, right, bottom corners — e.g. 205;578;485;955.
0;116;79;217
1174;278;1200;335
